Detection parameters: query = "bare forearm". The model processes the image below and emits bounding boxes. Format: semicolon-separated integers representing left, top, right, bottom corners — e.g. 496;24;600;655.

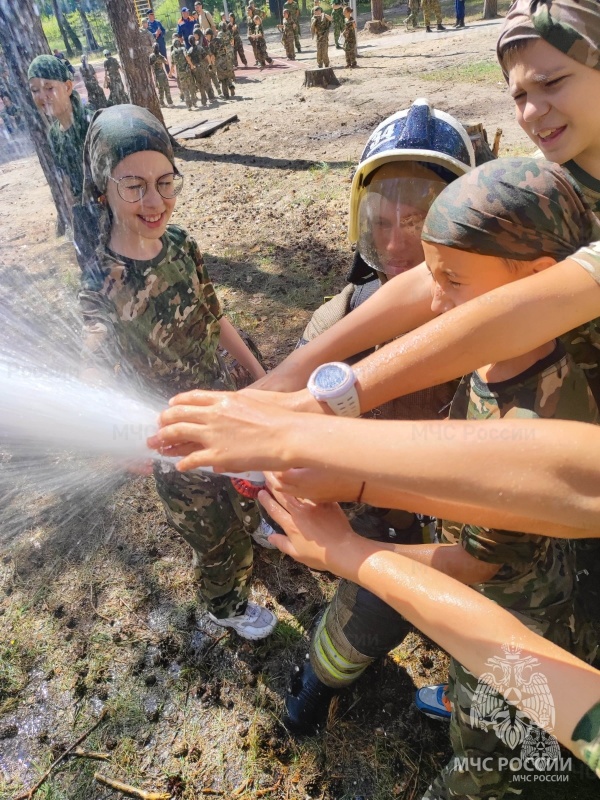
255;264;435;391
219;317;266;379
287;416;600;535
374;540;499;584
353;259;600;412
344;544;600;758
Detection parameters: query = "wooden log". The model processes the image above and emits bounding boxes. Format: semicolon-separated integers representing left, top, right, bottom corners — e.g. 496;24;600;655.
302;67;340;89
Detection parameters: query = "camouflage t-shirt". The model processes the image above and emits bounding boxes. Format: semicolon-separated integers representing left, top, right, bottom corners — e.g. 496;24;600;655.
572;701;600;779
47;92;93;202
79;225;232;395
559;163;600;403
442;342;599;650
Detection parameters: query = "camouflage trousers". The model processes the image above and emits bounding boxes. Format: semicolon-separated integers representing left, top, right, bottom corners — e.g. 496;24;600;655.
154;464;258;618
316;37;330;67
282;30;296;59
179;72;196;108
334;19;344;46
194;66;215;104
405;0;420;27
422;0;443;26
344;39;357;67
255;38;272;66
208;66;221;94
154;69;173;106
107;76;129;106
249;37;259;63
233;40;248;66
422;658;529;800
215;63;235;98
294;22;301;51
423;601;594;800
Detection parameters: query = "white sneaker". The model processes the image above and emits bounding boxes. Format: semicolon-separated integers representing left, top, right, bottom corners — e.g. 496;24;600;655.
251;519;278;550
208;602;277;640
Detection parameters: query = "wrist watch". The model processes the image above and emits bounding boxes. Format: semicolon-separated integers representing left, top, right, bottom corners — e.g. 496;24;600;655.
307;362;360;417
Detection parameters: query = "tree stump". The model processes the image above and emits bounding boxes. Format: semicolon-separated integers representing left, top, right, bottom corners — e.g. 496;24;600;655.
303;67;340;88
363;20;390;33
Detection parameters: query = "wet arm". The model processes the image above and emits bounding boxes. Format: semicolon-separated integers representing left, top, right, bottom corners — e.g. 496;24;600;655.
252;262;435;393
286;415;600;536
219;317;266;380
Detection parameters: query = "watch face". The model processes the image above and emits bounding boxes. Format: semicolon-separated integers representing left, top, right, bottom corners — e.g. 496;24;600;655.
314;363;347;392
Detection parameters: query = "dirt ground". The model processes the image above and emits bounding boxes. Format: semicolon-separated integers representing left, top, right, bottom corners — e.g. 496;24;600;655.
1;8;597;800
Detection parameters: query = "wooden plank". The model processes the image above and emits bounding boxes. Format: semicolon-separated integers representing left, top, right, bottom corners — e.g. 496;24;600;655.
168;119;208;136
176;115;238;140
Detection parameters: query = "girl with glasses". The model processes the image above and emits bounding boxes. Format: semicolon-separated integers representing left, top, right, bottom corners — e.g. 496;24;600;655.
77;105;276;641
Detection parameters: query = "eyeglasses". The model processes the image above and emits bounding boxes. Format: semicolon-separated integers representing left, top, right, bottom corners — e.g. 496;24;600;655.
108;172;184;203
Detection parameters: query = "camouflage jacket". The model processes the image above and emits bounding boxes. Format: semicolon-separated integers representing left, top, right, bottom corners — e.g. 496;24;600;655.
103;56;122;81
343;17;357;47
187;42;210;69
311;16;331;41
171;45;191;75
139;27;156;50
47;91;93;202
149;52;169;77
231;23;244;47
283;0;300;23
572;702;600;780
210;36;232;77
280;18;296;42
332;6;345;26
79;225;233;395
442;342;599;638
566;160;600;216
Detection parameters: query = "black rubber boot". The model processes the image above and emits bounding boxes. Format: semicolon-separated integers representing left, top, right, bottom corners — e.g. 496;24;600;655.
425;25;432;31
437;23;446;30
284;661;339;736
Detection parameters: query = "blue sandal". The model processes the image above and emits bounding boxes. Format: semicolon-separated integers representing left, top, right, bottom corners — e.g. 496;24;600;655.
415;683;452;720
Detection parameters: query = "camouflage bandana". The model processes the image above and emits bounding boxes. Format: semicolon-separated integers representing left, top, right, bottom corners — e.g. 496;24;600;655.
28;54;70;82
497;0;600;74
422;157;594;260
82;104;177;202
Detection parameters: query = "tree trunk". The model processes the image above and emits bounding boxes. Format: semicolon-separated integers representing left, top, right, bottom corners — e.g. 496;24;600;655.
104;0;165;126
371;0;384;21
61;4;84;52
0;0;72;235
50;0;74;57
483;0;498;19
76;0;99;51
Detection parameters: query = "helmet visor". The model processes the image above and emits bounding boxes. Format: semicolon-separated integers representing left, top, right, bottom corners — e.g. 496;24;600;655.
357;164;446;277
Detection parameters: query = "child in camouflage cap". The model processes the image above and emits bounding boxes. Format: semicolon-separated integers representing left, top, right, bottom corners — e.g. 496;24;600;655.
78;105;276;640
417;156;598;800
497;0;600;218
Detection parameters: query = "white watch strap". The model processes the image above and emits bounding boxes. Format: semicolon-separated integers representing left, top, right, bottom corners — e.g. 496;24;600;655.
325;384;360;417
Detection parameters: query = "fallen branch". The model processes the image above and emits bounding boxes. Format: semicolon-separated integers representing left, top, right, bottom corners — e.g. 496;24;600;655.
253;776;282;797
94;773;170;800
14;710;107;800
69;747;111;761
232;777;251;796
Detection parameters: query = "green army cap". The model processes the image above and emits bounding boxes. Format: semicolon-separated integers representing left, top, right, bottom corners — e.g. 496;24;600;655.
422;157;594;261
497;0;600;75
28;54;70;82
